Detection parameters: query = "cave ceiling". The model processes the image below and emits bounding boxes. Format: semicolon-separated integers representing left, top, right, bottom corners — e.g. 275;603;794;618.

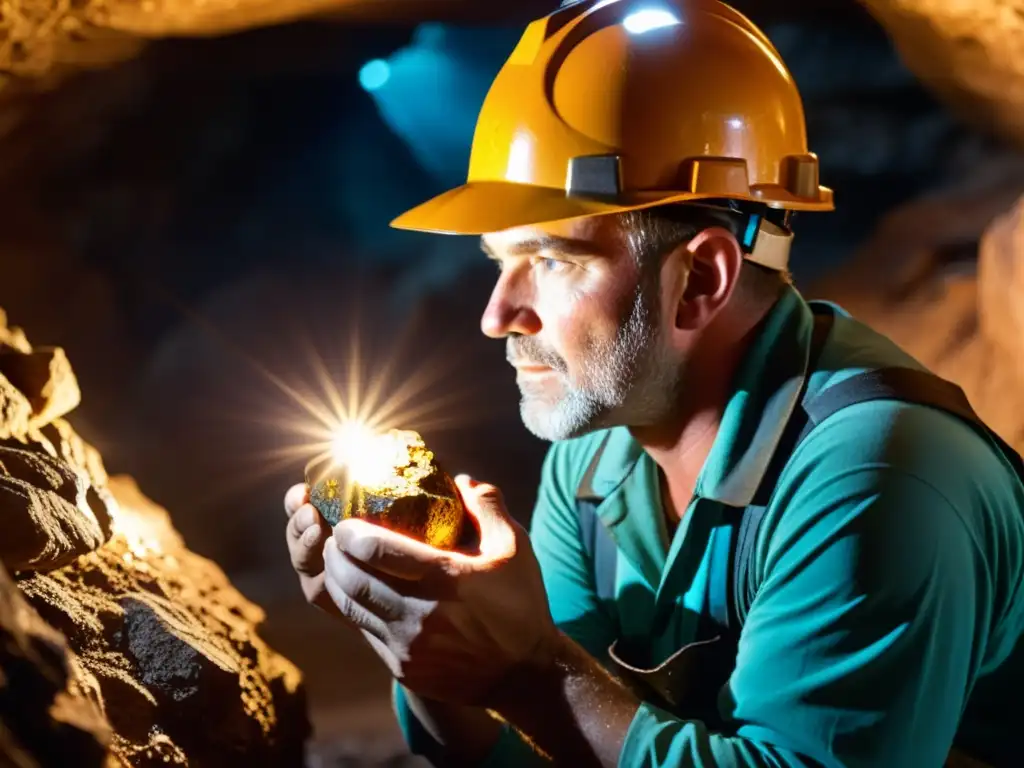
0;0;1020;147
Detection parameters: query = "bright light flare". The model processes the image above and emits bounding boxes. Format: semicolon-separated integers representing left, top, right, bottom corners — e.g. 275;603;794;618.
147;276;495;513
330;421;406;487
623;9;681;34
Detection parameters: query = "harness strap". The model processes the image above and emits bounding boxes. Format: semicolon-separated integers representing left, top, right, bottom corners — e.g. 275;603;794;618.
800;367;1024;479
577;432;617;605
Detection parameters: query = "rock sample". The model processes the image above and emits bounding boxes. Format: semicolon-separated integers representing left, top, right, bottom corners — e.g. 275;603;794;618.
0;307;310;766
307;428;465;550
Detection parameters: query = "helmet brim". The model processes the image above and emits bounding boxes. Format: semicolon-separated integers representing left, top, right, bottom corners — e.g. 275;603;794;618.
390;180;833;235
390;181;626;235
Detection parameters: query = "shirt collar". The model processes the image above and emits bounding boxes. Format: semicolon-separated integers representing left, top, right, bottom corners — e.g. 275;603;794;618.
583;285;815;512
696;285;815;507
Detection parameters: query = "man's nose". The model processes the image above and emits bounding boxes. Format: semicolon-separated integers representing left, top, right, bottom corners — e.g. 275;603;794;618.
480;275;541;339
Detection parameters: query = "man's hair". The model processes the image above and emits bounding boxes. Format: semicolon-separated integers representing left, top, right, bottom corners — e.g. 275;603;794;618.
617;204;792;306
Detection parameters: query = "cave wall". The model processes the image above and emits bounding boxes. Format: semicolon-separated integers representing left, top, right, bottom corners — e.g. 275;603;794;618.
0;312;309;766
1;0;1023;760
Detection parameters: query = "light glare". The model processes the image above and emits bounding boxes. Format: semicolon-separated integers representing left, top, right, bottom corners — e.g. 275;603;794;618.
623;9;681;34
359;59;391;92
331;421;404;487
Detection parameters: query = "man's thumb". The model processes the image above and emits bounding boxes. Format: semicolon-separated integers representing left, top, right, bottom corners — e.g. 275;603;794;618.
454;474;516;557
454;474;505;519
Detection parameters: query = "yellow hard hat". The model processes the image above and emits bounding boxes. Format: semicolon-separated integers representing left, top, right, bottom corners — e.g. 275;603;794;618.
390;0;832;239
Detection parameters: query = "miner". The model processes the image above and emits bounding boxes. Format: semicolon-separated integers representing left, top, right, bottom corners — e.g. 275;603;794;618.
284;0;1024;765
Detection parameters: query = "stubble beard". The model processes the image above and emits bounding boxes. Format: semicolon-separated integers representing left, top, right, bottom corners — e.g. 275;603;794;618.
516;279;681;442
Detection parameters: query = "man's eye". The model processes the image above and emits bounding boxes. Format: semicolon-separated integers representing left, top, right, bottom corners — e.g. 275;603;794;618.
534;257;571;273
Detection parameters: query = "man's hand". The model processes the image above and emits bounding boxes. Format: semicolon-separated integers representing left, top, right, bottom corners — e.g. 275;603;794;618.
322;475;559;707
285;481;507;762
283;483;337;614
287;477;634;766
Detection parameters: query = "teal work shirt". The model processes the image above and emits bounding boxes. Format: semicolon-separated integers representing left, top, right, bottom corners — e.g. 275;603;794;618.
394;286;1024;767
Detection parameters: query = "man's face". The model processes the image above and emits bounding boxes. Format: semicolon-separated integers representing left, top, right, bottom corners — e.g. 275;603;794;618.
480;215;681;442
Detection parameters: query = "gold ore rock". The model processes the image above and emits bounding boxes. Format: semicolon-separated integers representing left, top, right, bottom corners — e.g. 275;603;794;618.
306;430;465;550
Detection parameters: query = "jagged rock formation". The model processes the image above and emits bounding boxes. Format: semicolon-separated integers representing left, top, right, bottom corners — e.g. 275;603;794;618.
860;0;1024;146
0;310;115;573
811;149;1024;450
0;310;309;766
0;0;551;90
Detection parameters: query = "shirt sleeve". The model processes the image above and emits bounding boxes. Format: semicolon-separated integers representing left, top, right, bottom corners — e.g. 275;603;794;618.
620;409;988;768
394;437;615;766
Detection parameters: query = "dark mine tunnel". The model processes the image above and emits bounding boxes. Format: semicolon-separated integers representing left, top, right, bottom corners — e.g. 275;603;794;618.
2;0;1023;765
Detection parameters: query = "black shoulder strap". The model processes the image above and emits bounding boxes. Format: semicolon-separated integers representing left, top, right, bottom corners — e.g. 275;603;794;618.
801;366;1024;479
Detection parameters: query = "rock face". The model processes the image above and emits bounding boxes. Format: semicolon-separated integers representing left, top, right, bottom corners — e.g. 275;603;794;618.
0;442;112;573
0;309;310;766
978;195;1024;386
18;475;310;766
860;0;1024;146
811;150;1024;451
0;311;111;573
0;561;111;767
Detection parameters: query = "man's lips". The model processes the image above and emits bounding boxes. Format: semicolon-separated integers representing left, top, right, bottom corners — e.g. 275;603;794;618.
508;360;556;374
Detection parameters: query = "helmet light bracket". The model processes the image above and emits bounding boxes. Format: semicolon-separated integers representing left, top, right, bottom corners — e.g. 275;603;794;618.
566;154;623;200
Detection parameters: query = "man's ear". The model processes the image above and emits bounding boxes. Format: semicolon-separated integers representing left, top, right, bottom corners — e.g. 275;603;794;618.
673;226;744;331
